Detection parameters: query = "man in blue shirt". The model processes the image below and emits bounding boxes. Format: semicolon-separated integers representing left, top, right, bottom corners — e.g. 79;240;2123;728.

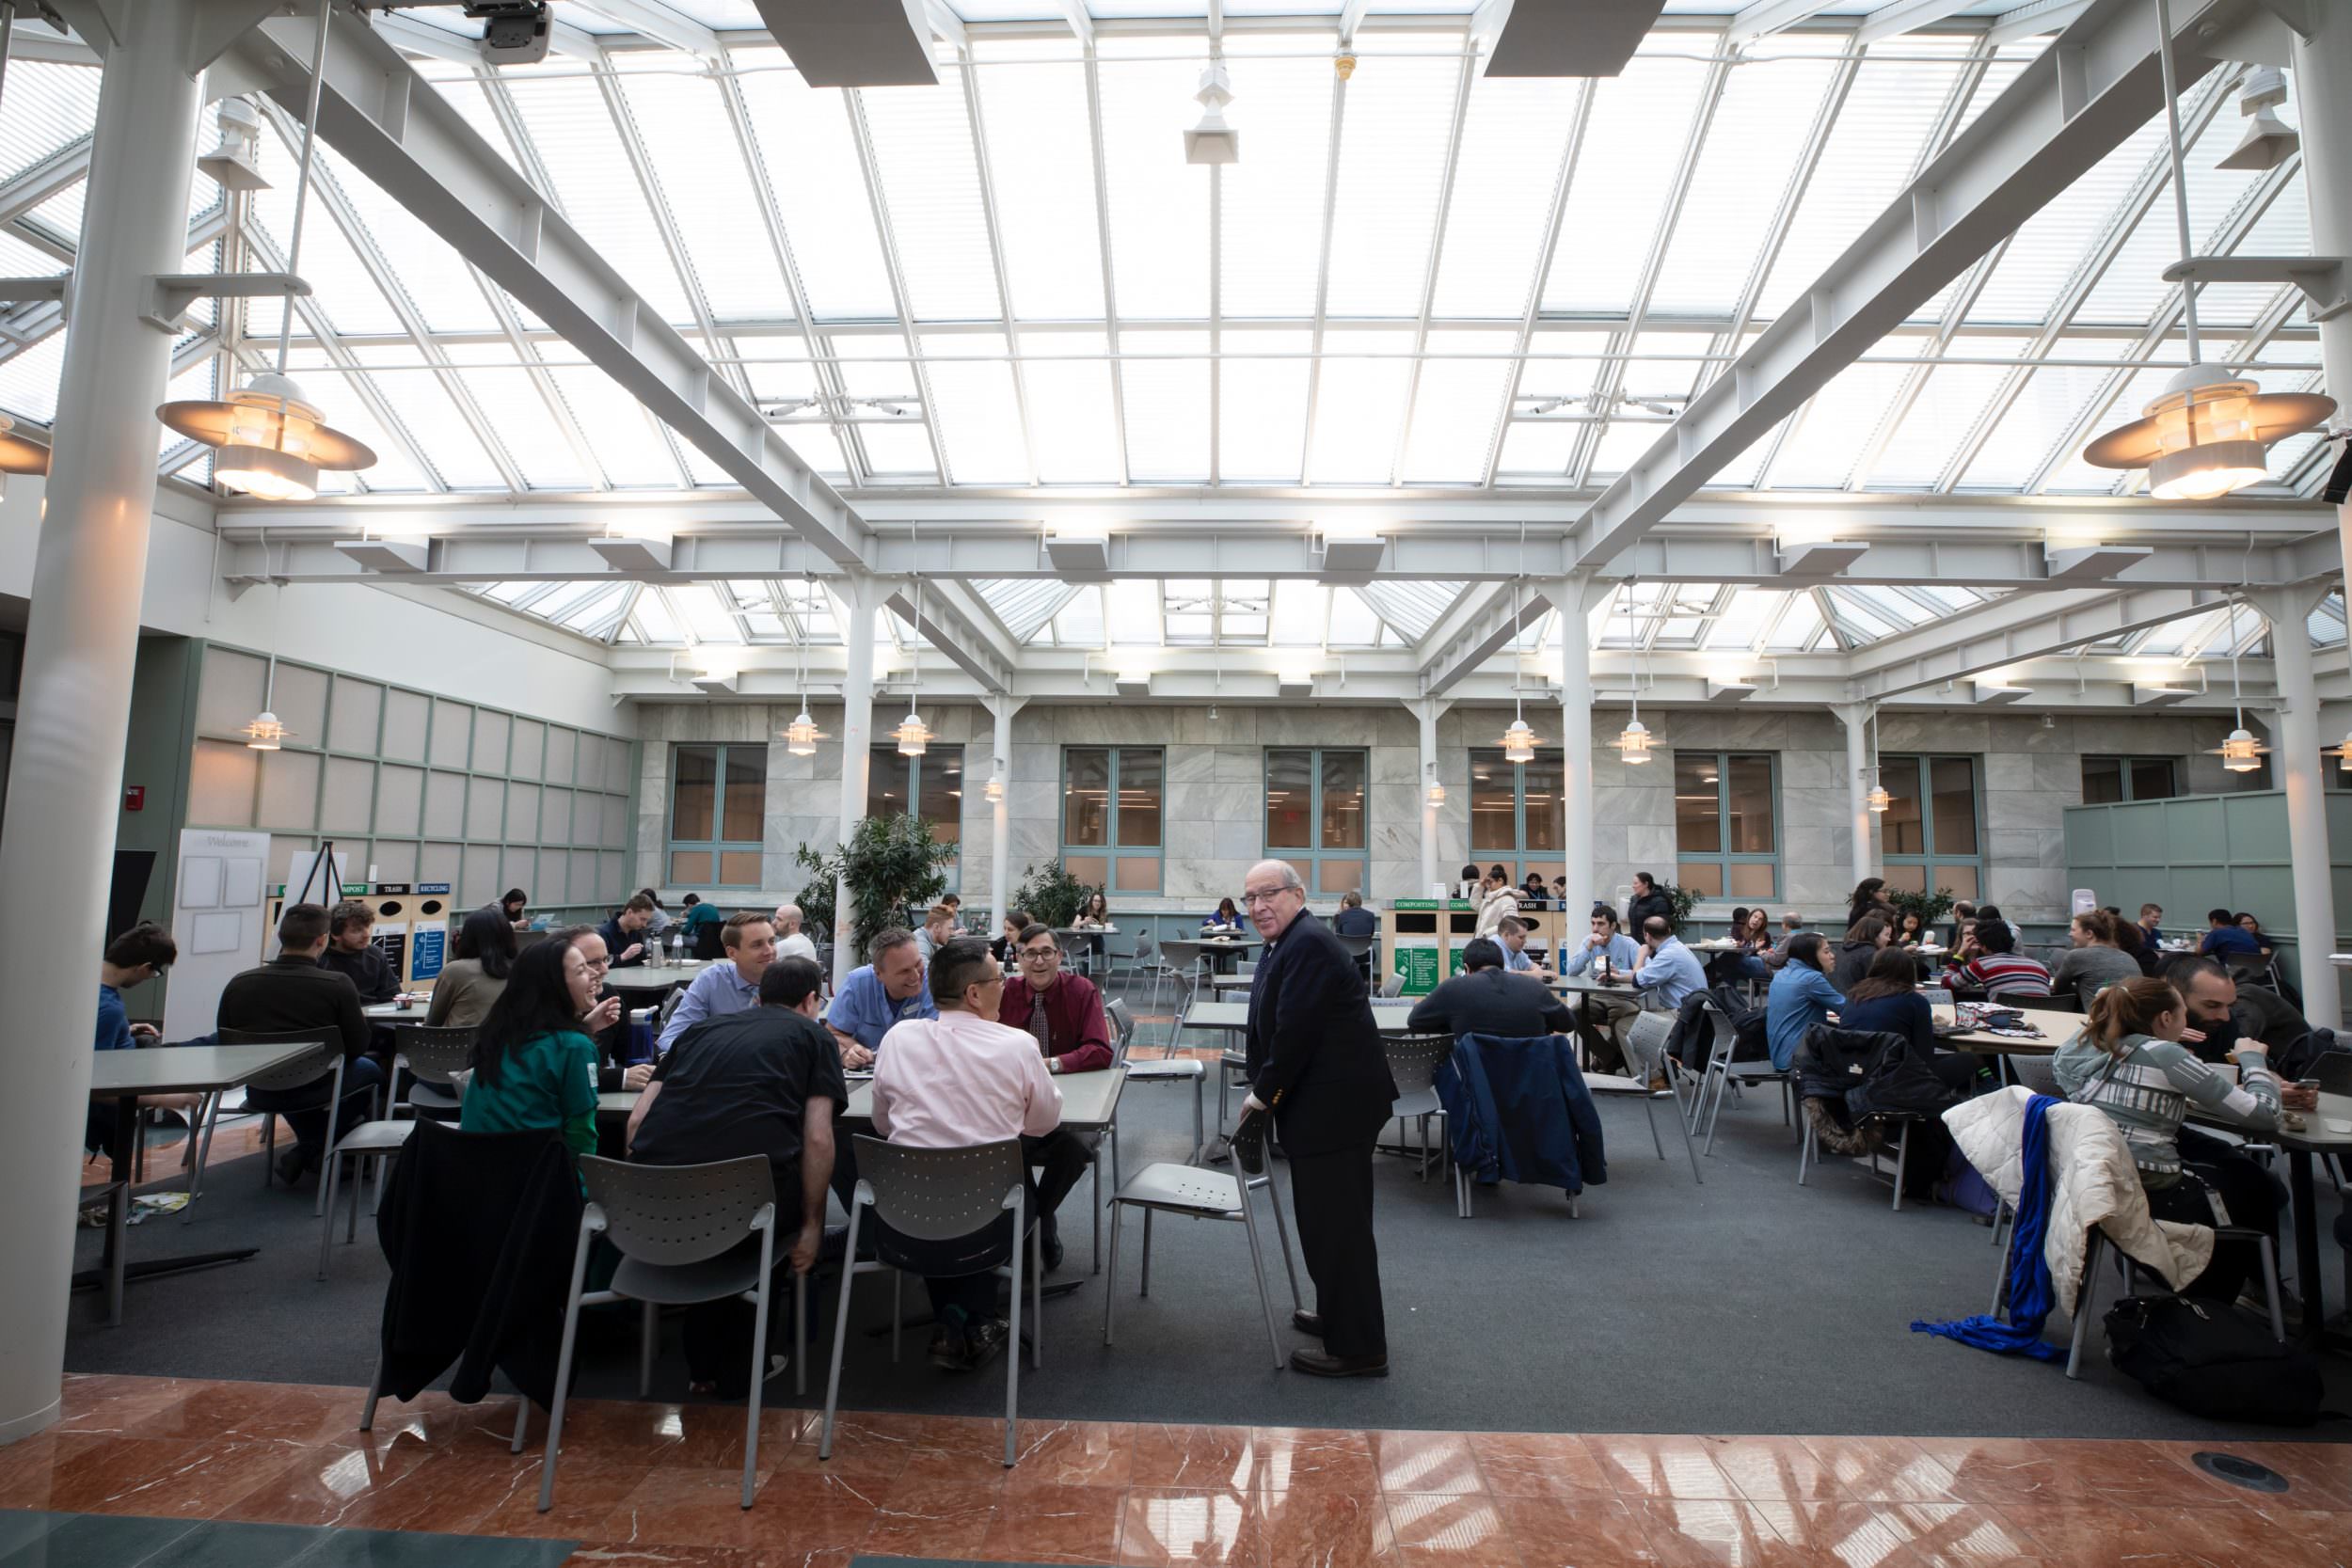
2199;908;2262;959
825;927;938;1068
658;911;776;1053
1495;916;1552;982
1630;916;1704;1011
90;924;202;1152
1559;908;1643;1071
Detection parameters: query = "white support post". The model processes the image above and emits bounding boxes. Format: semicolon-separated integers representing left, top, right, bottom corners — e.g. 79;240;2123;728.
985;694;1026;927
832;576;882;992
1411;699;1442;896
1838;704;1875;893
2259;588;2342;1030
0;0;206;1445
1554;578;1596;907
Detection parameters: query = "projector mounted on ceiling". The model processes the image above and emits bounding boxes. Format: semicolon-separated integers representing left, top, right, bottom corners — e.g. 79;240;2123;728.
466;2;550;65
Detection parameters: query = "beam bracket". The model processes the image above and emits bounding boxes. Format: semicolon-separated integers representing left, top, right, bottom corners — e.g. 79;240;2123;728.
141;270;310;332
2161;254;2350;322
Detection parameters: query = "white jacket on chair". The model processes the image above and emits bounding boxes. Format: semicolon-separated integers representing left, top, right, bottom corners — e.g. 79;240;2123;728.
1944;1085;2213;1317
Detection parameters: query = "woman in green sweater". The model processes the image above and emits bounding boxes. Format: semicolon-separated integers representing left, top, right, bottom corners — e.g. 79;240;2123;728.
2053;974;2282;1304
459;935;613;1157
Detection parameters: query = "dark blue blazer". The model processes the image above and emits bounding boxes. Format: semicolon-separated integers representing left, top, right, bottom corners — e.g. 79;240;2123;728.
1436;1031;1608;1196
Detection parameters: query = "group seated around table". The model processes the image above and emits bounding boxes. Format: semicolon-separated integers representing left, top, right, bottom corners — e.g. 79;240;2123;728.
1493;916;1552;981
826;927;937;1069
425;907;516;1032
2049;909;2143;1008
215;902;381;1185
1952;915;2052;999
1406;937;1576;1040
1557;907;1641;1070
657;911;778;1053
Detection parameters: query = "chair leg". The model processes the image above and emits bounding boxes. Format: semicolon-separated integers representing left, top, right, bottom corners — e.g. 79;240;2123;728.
536;1235;596;1512
639;1301;659;1398
891;1269;903;1364
1191;1075;1204;1165
1102;1201;1123;1345
183;1094;222;1220
315;1148;342;1283
1140;1207;1153;1297
740;1231;776;1509
1236;1192;1287;1372
1031;1223;1043;1370
510;1390;529;1454
1664;1071;1704;1186
262;1117;276;1188
1256;1168;1301;1311
346;1153;367;1243
1642;1093;1664;1162
819;1207;866;1461
1891;1126;1910;1213
1004;1198;1024;1469
1989;1208;2013;1316
1089;1149;1102;1276
2257;1234;2286;1343
1796;1122;1812;1186
2066;1233;2104;1380
794;1270;809;1399
314;1059;348;1219
360;1351;385;1432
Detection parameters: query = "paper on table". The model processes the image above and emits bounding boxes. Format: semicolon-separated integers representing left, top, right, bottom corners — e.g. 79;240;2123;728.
178;856;223;910
189;910;243;955
223;859;262;908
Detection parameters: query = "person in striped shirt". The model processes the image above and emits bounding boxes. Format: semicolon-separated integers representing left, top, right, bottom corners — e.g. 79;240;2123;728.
2053;974;2283;1306
1955;919;2051;999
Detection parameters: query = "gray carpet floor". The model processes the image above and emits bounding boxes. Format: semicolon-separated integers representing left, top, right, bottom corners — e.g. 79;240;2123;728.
68;1021;2351;1444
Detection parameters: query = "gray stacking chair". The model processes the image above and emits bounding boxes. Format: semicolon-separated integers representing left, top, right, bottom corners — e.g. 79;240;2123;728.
1594;1012;1703;1183
538;1154;799;1513
1380;1032;1453;1187
1103;1161;1299;1370
1125;930;1188;1013
389;1024;474;1121
316;1115;417;1280
820;1136;1040;1469
211;1029;347;1218
1686;1002;1793;1153
1117;993;1206;1165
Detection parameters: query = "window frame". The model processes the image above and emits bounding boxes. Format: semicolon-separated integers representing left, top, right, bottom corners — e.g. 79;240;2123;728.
1262;746;1371;895
1059;745;1166;896
2080;754;2180;803
1467;746;1566;886
1670;750;1781;901
667;741;767;889
1880;752;1985;902
866;743;965;893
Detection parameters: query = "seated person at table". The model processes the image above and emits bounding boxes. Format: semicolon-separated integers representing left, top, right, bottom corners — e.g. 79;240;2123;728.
658;911;777;1054
459;937;605;1158
1836;948;1937;1056
322;900;400;1004
1408;938;1574;1040
1203;897;1244;934
2051;910;2141;1007
425;907;516;1031
1831;915;1890;993
997;924;1108;1270
827;927;938;1069
1560;909;1641;1069
1955;920;2050;999
1495;916;1552;982
2137;902;2166;950
914;903;959;966
991;908;1031;964
554;925;642;1092
1764;912;1808;970
2055;976;2283;1305
487;887;530;931
1333;890;1378;939
636;890;673;939
628;955;843;1394
88;923;202;1152
870;939;1064;1372
679;893;725;958
1073;892;1113;931
597;894;657;968
1766;933;1842;1072
771;902;818;965
1631;915;1704;1012
217;903;380;1184
1892;911;1927;949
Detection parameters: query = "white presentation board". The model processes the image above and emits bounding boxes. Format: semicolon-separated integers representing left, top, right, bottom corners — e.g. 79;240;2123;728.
164;829;271;1043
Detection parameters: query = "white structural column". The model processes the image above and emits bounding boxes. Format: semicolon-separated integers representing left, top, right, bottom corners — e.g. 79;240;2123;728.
2297;11;2352;641
1408;698;1446;896
2259;589;2341;1029
983;694;1026;925
1552;578;1597;907
0;1;208;1444
832;576;882;992
1837;705;1875;893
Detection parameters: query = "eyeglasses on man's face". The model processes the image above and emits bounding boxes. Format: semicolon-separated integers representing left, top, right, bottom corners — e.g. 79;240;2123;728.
1242;886;1295;907
1021;945;1060;962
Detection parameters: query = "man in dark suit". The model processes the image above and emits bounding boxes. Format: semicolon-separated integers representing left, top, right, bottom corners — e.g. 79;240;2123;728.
1240;860;1397;1378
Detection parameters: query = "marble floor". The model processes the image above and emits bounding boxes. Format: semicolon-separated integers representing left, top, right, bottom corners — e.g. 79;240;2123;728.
1;1374;2344;1567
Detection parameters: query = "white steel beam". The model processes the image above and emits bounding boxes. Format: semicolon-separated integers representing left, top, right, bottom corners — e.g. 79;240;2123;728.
1420;580;1554;695
1988;0;2095;45
1724;0;1839;48
1856;0;1986;47
228;9;869;565
1848;583;2233;698
883;578;1014;694
1568;0;2256;570
569;0;724;58
0;140;91;228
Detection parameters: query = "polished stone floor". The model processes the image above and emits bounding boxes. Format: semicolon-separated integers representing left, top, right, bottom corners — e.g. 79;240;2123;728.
0;1374;2343;1566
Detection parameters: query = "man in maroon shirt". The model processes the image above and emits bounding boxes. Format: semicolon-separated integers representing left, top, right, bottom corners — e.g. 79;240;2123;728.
997;923;1109;1271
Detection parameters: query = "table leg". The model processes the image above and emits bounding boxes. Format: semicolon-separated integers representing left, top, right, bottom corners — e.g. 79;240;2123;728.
73;1091;259;1310
2288;1148;2324;1351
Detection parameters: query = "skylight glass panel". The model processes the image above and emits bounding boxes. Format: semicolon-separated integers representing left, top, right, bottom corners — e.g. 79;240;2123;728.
1120;329;1211;481
1493;420;1577;480
25;181;82;247
250;128;404;337
1824;587;1899;641
1106;579;1160;646
1025;333;1122;483
633;589;681;642
1401;329;1513;482
0;62;96;185
282;347;433;493
2308;595;2345;648
1863;336;2027;489
1329;589;1383;646
158;357;215;465
2073;105;2263;328
1322;50;1465;317
350;346;509;489
1966;110;2174;328
971;40;1104;321
310;140;501;333
455;351;592;490
557;582;629;637
666;411;740;486
1539;51;1708;315
857;421;940;481
1756;49;1968;322
1308;328;1411;483
1217;53;1333;319
1645;47;1836;317
1703;588;1780;651
1427;74;1579;320
1096;54;1211;320
415;67;523;177
733;52;896;321
1219;327;1311;481
1052;584;1104;646
1764;356;1915;488
2193;171;2309;326
666;585;741;643
1268;579;1325;646
1766;591;1823;651
976;580;1073;642
1707;406;1787;491
860;71;1002;323
1583;419;1661;483
499;65;696;325
0;333;63;425
612;60;792;323
1956;341;2121;489
1947;44;2042;147
1620;327;1714;406
1356;580;1461;642
2041;360;2178;492
920;333;1029;484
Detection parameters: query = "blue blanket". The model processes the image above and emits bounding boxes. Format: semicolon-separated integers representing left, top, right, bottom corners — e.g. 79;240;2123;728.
1435;1032;1607;1196
1911;1093;2063;1362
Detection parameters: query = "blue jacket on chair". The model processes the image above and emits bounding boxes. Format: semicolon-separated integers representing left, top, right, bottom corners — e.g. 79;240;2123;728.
1435;1032;1608;1196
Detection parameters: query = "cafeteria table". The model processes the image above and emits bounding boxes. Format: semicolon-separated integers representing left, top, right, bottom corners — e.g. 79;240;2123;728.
2194;1089;2352;1352
81;1040;320;1323
602;959;711;995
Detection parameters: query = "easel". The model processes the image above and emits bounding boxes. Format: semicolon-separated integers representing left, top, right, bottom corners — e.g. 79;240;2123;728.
288;839;342;911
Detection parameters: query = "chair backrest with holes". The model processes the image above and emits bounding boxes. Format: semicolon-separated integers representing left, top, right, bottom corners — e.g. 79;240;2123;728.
217;1029;338;1089
850;1134;1024;1241
1384;1032;1452;1097
1379;970;1405;999
392;1024;476;1085
579;1153;775;1267
2006;1051;2061;1097
1133;929;1157;963
1105;998;1136;1061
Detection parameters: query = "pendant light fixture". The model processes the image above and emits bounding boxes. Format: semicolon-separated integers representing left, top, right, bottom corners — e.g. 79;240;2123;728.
1498;577;1540;765
984;767;1006;804
2081;0;2333;498
2203;599;2271;773
246;581;293;750
893;563;932;759
1865;705;1891;813
780;575;829;757
1612;578;1654;765
2324;732;2352;774
1424;762;1446;807
157;0;375;499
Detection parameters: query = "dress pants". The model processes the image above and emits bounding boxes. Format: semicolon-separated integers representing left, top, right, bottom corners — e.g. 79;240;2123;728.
1284;1142;1387;1360
1025;1128;1089;1246
246;1058;385;1164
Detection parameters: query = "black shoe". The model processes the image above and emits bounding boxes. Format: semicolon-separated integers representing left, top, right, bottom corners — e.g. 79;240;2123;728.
1293;1310;1324;1337
1041;1229;1066;1274
929;1321;968;1372
274;1146;309;1185
1289;1348;1387;1378
961;1318;1010;1371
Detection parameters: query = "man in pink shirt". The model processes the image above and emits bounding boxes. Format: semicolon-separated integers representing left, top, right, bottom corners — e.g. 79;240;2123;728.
870;937;1063;1371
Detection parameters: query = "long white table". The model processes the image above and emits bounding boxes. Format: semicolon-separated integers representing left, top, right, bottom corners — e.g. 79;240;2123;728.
598;1063;1131;1135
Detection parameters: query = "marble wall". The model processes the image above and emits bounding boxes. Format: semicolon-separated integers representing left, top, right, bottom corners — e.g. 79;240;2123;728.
629;701;2268;921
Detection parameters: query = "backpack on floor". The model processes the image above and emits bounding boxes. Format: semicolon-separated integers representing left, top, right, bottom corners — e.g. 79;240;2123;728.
2103;1295;2327;1425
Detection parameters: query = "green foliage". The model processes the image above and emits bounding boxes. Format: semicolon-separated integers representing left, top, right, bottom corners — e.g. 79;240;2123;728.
1884;885;1957;931
1655;880;1700;936
800;815;954;966
1014;862;1097;930
790;842;834;945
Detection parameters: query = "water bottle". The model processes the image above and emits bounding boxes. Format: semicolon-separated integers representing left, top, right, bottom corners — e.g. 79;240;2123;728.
671;931;686;965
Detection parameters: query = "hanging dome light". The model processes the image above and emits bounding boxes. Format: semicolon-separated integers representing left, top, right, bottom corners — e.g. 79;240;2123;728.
1499;578;1541;764
2083;364;2331;500
243;710;288;751
1425;779;1446;807
2209;725;2268;773
985;768;1006;803
893;711;931;757
2324;732;2352;773
1867;779;1892;813
160;371;376;502
1613;717;1653;765
0;413;50;475
781;710;826;756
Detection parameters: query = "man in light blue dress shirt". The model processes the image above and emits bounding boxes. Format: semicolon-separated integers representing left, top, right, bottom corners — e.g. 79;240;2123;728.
825;927;939;1067
1630;916;1705;1011
1558;908;1643;1070
657;911;774;1053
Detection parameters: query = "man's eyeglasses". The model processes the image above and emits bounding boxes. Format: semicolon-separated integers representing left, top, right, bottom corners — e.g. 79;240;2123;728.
1242;887;1295;907
1021;946;1059;961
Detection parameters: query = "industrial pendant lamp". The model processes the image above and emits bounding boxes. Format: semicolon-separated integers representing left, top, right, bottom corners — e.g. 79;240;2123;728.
1865;706;1891;812
893;569;932;758
2204;600;2271;773
1612;578;1655;765
984;768;1005;803
1425;762;1446;808
1498;578;1540;765
157;0;375;499
246;585;293;750
2081;0;2332;498
780;576;829;757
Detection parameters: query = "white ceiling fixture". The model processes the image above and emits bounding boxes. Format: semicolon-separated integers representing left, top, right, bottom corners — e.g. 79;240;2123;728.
1114;671;1152;698
744;0;935;87
197;98;270;193
1775;540;1870;578
1610;578;1655;767
1045;533;1111;580
691;670;738;696
2131;683;2195;706
2217;67;2297;172
782;577;831;757
1703;678;1756;705
1483;0;1666;79
2205;600;2270;773
333;538;427;574
2043;544;2154;581
895;556;933;758
1866;705;1890;814
588;536;674;576
1317;533;1388;584
246;584;292;751
1184;61;1239;166
1497;578;1543;767
1969;681;2034;705
1277;671;1315;698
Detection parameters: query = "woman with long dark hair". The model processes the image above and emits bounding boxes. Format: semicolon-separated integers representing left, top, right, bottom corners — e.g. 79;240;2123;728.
1836;947;1936;1056
459;937;604;1156
1844;877;1889;931
1831;914;1891;992
425;906;517;1030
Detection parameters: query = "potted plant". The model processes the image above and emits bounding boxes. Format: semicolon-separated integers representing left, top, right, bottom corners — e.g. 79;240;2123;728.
1655;880;1700;937
789;843;834;942
1884;886;1957;934
799;814;955;966
1014;862;1096;930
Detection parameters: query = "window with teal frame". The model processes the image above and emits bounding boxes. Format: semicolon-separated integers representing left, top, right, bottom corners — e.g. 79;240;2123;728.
1672;751;1779;900
1263;748;1369;895
667;743;767;888
1061;746;1164;895
1881;753;1983;903
868;745;964;893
